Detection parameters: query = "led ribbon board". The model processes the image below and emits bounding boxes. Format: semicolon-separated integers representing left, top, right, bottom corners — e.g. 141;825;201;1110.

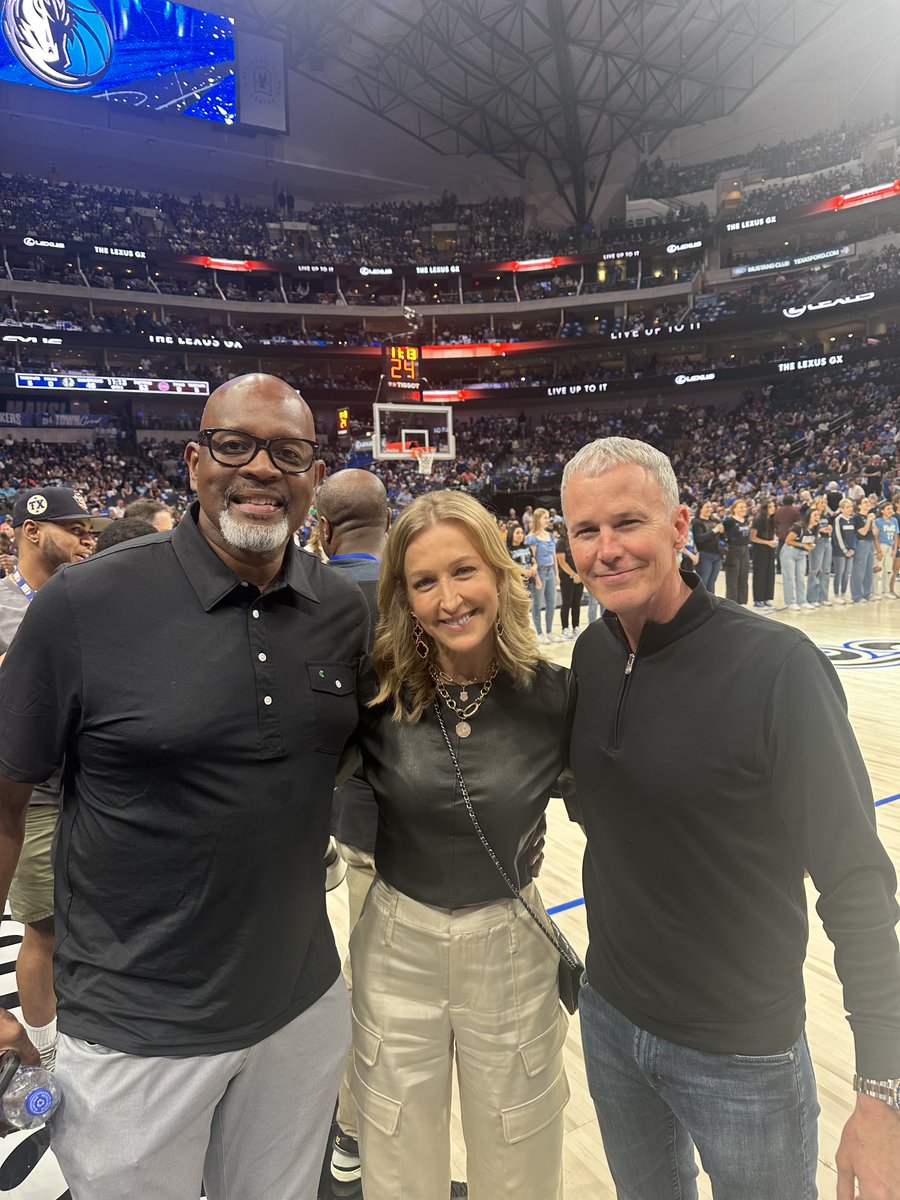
16;372;210;395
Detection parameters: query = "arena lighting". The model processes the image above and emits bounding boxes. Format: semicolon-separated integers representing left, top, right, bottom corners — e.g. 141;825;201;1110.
184;256;262;272
803;179;900;216
833;180;900;208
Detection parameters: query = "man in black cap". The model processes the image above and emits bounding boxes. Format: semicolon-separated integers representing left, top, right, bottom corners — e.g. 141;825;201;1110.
0;377;369;1200
0;488;102;1072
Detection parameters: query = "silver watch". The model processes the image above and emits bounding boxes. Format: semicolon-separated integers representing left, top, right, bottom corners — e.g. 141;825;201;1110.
853;1074;900;1108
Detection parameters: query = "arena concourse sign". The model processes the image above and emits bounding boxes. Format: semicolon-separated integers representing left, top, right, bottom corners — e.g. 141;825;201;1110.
0;411;109;428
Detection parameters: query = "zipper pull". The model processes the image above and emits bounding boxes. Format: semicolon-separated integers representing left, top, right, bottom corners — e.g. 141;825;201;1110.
624;652;635;675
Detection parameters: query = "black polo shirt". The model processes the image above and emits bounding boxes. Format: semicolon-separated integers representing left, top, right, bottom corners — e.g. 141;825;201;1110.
0;505;368;1056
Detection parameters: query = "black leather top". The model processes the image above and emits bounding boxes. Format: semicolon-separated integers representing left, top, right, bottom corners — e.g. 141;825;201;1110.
359;660;575;908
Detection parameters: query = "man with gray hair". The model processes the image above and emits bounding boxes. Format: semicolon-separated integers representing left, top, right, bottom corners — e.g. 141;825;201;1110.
561;436;900;1200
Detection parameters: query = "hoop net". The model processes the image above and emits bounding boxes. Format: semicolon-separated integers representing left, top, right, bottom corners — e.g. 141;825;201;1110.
410;446;436;476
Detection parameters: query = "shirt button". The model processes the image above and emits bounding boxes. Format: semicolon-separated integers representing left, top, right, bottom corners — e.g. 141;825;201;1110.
335;680;342;688
258;653;267;662
252;610;260;619
264;695;273;705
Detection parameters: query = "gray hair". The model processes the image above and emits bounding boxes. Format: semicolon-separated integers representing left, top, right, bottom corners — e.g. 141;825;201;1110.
561;437;680;512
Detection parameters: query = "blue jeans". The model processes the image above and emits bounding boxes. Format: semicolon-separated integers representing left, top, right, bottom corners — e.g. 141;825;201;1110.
579;983;819;1200
806;539;832;604
780;544;807;606
696;552;721;594
531;565;557;634
850;539;874;601
586;591;603;623
833;552;852;596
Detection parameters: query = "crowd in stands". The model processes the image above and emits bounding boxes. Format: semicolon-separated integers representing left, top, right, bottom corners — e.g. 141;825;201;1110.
633;116;894;198
0;163;800;286
837;242;900;294
0;116;896;298
0;175;584;266
733;159;896;219
0;366;896;586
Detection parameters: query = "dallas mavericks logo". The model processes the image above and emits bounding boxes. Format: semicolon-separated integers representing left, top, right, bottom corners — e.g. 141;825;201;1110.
820;640;900;669
2;0;112;91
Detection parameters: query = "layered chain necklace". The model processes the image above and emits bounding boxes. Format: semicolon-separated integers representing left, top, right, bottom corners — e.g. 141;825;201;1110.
429;662;499;738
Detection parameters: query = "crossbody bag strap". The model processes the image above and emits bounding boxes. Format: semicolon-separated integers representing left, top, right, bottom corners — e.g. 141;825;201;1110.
432;700;580;972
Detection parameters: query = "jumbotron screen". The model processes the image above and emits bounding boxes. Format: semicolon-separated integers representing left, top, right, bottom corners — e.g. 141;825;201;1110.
0;1;286;130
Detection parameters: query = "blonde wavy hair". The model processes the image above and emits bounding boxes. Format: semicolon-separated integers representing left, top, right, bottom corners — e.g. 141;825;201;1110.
371;491;540;722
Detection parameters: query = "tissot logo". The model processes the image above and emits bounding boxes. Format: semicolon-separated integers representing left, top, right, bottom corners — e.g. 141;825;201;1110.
2;0;113;91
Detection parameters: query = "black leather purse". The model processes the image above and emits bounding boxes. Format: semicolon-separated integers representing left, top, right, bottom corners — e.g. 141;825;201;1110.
434;702;585;1015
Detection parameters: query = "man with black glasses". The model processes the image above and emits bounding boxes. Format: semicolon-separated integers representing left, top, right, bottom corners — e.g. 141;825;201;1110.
0;375;369;1200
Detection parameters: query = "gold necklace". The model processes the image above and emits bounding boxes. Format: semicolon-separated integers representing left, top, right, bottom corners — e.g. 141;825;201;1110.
429;662;499;738
432;665;487;702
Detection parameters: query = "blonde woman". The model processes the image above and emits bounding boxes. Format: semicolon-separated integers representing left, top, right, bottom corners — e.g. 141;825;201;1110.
525;506;561;642
350;491;573;1200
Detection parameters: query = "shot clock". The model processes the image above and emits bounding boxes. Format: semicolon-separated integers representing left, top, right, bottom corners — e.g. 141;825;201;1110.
382;343;422;392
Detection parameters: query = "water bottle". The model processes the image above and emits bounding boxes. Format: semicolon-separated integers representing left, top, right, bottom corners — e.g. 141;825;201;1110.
1;1067;61;1130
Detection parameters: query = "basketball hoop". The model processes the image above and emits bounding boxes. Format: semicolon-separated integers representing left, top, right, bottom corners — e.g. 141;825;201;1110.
410;446;436;476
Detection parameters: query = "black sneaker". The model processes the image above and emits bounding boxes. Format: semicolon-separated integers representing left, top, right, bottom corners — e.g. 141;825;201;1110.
330;1131;361;1183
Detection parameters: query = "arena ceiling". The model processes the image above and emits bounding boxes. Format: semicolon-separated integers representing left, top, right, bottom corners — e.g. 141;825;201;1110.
241;0;847;221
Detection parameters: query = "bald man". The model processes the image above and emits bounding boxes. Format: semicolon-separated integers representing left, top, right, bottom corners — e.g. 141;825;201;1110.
317;467;390;614
317;468;390;1186
0;376;370;1200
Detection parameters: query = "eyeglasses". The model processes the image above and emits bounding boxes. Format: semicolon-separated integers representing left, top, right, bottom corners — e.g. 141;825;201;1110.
198;428;319;475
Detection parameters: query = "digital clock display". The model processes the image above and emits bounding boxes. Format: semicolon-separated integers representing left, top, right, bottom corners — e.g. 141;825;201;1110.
383;344;422;389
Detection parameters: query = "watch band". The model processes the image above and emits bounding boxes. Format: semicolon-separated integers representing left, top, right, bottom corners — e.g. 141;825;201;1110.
853;1074;900;1108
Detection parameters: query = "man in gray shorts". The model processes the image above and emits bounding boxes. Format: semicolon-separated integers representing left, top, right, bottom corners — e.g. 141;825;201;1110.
0;376;369;1200
0;487;101;1071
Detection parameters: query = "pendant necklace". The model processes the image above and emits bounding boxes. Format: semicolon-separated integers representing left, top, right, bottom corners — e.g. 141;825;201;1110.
430;663;499;738
433;665;482;704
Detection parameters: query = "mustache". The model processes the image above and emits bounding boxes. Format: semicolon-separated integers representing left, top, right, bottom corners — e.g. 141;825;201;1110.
223;484;284;504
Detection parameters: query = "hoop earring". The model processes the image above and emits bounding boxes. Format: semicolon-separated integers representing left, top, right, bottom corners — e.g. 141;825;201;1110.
411;615;430;660
496;617;505;641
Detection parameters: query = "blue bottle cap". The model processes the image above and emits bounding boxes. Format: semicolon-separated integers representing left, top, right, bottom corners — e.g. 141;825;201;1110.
24;1087;55;1118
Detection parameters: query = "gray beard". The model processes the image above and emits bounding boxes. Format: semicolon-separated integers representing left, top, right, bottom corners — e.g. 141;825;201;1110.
218;506;291;553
